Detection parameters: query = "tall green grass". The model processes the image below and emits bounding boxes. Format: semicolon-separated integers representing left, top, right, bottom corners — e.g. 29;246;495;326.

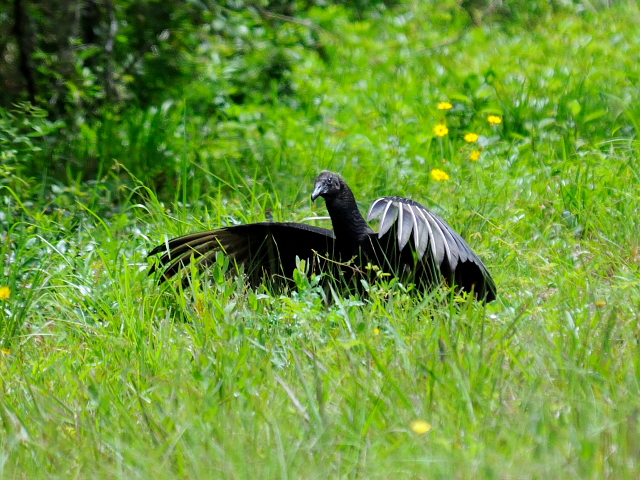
1;1;640;478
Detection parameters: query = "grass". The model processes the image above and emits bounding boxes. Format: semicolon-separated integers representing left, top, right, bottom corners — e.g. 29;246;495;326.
2;1;640;478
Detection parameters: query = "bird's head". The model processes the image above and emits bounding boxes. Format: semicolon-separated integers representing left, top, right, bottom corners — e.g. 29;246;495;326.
311;171;343;202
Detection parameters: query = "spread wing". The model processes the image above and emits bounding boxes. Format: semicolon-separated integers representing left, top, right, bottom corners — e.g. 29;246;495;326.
149;222;336;287
367;196;496;301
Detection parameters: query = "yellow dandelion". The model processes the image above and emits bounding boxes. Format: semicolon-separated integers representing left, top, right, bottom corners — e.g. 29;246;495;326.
595;300;606;307
487;115;502;125
430;169;450;181
373;328;380;335
437;102;453;110
410;420;432;435
0;286;11;300
434;124;449;137
469;150;480;162
464;132;479;143
1;348;11;355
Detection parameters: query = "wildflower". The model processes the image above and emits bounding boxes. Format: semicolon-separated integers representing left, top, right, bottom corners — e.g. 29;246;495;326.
374;328;380;335
595;300;606;307
410;420;432;435
469;150;480;162
487;115;502;125
1;348;10;355
0;286;10;300
437;102;453;110
434;124;449;137
430;169;450;181
464;132;479;143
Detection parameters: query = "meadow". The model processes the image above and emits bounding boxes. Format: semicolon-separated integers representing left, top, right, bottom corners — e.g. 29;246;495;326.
1;1;640;478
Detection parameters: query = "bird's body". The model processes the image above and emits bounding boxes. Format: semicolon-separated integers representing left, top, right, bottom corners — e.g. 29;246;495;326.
149;171;496;302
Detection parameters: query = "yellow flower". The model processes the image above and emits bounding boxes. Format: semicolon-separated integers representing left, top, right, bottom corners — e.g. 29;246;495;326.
464;132;479;143
595;300;606;307
469;150;480;162
487;115;502;125
410;420;432;435
0;286;10;300
373;328;380;335
430;169;450;181
437;102;453;110
434;124;449;137
1;348;11;355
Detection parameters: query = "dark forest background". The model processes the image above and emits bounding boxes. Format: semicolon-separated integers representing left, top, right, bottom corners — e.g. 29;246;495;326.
1;0;587;199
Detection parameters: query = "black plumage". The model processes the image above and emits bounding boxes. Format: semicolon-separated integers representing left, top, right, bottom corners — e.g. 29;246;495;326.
149;171;496;301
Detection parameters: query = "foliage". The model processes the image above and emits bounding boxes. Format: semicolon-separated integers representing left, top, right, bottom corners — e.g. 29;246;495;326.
0;0;618;191
1;0;640;478
0;0;394;117
0;103;64;194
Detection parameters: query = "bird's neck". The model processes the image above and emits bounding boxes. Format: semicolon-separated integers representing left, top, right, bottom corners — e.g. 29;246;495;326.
325;188;373;251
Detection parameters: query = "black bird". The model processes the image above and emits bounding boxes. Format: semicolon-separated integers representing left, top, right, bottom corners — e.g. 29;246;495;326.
149;171;496;301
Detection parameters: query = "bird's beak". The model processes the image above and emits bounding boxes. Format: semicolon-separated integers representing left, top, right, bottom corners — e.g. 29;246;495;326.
311;183;324;202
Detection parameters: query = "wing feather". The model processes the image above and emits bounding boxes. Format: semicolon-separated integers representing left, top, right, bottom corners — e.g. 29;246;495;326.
409;205;421;252
366;196;496;301
367;198;388;221
414;206;437;260
425;210;457;268
149;222;336;286
378;201;398;237
398;204;415;251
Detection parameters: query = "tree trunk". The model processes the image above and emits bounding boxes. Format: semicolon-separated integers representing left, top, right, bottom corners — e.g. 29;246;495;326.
13;0;36;104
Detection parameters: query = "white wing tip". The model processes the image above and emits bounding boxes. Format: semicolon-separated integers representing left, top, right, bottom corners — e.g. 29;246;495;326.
367;197;387;221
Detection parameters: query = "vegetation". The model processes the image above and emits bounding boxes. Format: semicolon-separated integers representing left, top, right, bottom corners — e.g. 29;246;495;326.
1;0;640;477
